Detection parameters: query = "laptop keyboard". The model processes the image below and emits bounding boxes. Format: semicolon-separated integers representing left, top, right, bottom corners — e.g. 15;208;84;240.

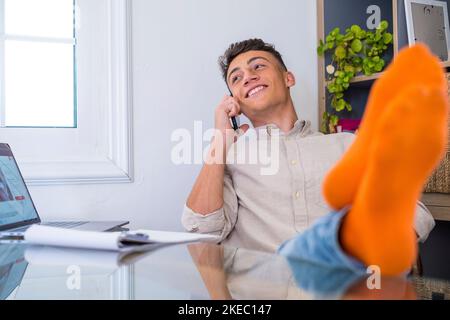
42;221;89;229
6;221;89;234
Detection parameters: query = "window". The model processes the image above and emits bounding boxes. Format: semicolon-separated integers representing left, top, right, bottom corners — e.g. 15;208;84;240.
0;0;133;185
0;0;76;127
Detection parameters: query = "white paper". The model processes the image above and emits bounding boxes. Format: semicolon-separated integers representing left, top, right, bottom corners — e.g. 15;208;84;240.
23;225;220;252
24;225;122;251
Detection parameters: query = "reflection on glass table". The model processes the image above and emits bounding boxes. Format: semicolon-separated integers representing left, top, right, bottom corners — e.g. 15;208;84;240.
188;244;449;300
0;243;448;300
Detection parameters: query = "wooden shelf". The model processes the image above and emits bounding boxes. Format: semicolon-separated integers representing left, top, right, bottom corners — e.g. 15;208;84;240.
325;61;450;88
324;60;450;88
421;193;450;222
324;72;383;87
348;60;449;84
350;72;383;83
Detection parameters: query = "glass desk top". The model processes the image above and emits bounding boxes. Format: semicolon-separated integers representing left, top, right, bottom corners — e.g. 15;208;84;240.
0;243;448;300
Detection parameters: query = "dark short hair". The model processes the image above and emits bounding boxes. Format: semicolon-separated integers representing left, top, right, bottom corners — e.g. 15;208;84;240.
218;39;288;84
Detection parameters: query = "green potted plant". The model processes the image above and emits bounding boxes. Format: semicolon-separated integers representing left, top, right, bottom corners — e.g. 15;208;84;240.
318;21;393;134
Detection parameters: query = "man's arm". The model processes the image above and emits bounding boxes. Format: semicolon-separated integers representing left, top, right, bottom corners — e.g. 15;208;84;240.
187;244;233;300
186;147;226;215
186;95;248;215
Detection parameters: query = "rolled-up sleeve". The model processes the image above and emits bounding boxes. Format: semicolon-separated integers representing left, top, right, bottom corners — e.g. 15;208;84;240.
181;168;239;242
415;201;436;243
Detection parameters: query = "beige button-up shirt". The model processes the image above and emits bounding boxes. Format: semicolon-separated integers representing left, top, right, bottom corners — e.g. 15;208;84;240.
182;120;435;253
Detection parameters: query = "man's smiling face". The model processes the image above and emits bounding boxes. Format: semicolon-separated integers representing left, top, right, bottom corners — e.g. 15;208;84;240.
226;50;295;117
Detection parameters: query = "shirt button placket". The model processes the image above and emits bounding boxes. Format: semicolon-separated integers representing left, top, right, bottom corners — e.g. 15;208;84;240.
288;138;308;231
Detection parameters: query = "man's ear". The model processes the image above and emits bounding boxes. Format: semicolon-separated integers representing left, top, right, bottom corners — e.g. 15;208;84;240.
285;71;296;88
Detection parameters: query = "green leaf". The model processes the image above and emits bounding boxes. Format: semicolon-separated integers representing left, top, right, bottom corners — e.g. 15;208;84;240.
330;115;339;126
378;20;389;30
343;31;354;41
383;33;393;44
350;25;362;34
344;65;355;73
335;46;346;59
358;30;367;39
351;39;363;53
336;99;346;112
336;34;344;42
353;57;362;65
363;68;373;76
327;83;336;93
317;46;324;56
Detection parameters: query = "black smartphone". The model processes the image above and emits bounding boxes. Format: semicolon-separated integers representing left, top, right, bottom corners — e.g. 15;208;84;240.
231;116;239;131
229;94;239;131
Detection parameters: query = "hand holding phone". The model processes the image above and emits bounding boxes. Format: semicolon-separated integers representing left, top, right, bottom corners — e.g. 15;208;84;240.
215;95;240;131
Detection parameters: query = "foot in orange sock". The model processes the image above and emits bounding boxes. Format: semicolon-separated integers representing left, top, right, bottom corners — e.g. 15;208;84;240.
323;44;445;210
339;85;448;276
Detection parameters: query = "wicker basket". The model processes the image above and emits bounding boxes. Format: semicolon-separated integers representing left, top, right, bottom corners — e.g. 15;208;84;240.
411;263;450;300
424;74;450;194
412;275;450;300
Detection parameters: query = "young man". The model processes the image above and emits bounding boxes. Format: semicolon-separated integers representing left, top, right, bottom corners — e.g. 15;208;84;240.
181;39;437;263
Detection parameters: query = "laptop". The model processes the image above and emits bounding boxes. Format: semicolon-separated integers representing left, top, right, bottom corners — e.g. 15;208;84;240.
0;143;129;237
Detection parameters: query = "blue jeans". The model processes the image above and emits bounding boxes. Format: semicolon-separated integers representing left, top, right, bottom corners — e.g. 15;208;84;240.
278;209;366;273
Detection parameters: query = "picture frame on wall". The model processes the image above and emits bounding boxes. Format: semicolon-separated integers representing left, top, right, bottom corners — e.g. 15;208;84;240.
405;0;450;62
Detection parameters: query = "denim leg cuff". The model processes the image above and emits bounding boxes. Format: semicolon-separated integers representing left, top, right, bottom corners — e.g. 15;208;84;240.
278;208;366;273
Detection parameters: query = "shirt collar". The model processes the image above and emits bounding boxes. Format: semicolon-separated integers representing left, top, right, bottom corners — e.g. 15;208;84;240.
255;120;312;138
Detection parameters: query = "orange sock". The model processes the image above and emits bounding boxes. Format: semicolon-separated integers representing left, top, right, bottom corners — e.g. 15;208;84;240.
323;44;445;210
340;85;448;276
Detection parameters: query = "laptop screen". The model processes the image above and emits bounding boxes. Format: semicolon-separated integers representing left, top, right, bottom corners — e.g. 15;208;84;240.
0;144;39;230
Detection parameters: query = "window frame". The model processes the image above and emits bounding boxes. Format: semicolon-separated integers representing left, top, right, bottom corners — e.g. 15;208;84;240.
0;0;134;186
0;0;77;128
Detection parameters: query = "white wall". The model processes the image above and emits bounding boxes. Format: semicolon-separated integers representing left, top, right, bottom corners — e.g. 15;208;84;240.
27;0;318;231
